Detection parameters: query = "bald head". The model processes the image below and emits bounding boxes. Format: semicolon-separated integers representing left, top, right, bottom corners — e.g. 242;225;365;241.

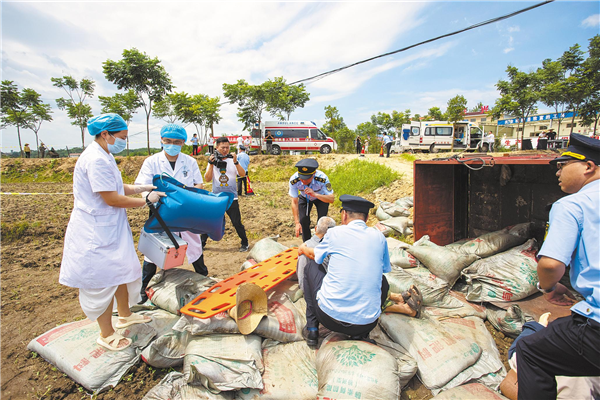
315;216;336;237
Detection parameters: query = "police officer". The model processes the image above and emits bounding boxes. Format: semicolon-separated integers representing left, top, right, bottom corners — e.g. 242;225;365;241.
289;159;334;242
516;133;600;400
298;195;392;346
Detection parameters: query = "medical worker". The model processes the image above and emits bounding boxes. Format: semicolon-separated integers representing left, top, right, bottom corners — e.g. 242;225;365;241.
59;113;162;352
135;124;207;304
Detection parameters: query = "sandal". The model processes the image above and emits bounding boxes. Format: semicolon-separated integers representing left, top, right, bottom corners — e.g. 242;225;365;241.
116;313;152;329
406;285;423;318
97;332;132;351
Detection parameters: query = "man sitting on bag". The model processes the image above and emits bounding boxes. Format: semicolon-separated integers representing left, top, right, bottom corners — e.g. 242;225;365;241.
135;124;208;303
298;195;392;346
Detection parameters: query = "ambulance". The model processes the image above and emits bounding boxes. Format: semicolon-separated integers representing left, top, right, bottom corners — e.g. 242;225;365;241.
250;121;338;155
392;120;484;153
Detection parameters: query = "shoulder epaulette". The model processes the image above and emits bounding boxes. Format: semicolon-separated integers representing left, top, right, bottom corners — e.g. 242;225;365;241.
290;177;300;185
314;176;326;183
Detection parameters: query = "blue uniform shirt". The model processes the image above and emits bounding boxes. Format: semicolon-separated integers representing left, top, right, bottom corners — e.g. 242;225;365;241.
288;170;333;201
539;179;600;323
383;134;392;145
237;152;250;173
314;220;391;325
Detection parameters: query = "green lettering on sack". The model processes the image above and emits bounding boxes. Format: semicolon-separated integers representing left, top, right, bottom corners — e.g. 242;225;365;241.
332;345;376;367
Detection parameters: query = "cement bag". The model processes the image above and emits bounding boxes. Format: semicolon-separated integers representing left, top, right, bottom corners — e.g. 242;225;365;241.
444;238;472;251
316;333;400;400
143;371;234;400
485;304;533;338
141;330;190;368
386;237;410;249
240;258;257;272
381;216;412;236
271;279;303;303
248;237;288;263
462;239;539;302
389;247;420;269
424;293;487;320
456;229;527;258
504;222;532;238
379;313;482;390
184;334;264;393
380;201;411;217
430;383;509;399
27;316;156;393
146;268;216;314
370;325;418;388
374;222;393;236
174;291;306;343
376;205;393;221
385;267;456;307
433;317;506;394
237;340;317;400
407;236;479;285
395;196;414;208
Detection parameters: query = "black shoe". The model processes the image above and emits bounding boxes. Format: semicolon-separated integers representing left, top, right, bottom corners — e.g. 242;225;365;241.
303;326;319;347
138;295;148;305
239;245;249;252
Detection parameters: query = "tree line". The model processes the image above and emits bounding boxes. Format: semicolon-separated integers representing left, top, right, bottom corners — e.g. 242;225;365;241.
2;35;598;157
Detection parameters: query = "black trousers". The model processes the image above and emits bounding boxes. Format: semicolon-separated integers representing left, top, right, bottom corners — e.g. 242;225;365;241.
202;199;248;246
208;145;214;154
298;197;329;243
385;142;392;157
237;174;247;195
303;259;389;338
516;312;600;400
356;143;361;154
192;144;198;155
140;254;208;299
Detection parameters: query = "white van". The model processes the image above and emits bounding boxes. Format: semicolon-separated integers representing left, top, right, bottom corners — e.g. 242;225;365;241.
393;121;484;153
250;121;338;155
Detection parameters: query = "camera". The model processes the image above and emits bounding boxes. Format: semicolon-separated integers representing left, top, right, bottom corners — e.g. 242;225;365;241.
210;150;233;169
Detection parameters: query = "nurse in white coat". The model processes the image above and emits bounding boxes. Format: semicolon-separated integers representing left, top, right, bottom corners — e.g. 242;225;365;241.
135;124;207;303
59;113;164;351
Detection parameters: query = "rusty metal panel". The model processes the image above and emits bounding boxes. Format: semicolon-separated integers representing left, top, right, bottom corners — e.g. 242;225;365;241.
414;164;455;245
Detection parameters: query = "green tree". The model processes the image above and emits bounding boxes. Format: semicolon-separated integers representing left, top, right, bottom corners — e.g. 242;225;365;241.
223;79;270;131
266;77;310;120
322;105;346;135
27;102;53;157
538;59;569;136
51;75;95;149
103;48;174;154
426;106;445;121
558;44;587;134
447;95;468;151
355;121;379;153
99;89;142;155
469;102;484;113
491;67;539;148
371;112;395;136
171;92;221;142
152;93;181;124
578;35;600;135
0;81;41;157
202;96;222;137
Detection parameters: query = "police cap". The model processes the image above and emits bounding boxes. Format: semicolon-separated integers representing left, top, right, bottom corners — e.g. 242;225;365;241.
340;194;375;214
550;133;600;165
295;158;319;179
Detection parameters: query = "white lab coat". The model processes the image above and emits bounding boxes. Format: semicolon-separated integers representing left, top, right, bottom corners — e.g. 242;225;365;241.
59;141;141;289
135;151;205;263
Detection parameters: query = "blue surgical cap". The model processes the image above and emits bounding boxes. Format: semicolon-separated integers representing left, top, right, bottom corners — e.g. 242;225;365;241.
160;124;187;141
87;113;128;136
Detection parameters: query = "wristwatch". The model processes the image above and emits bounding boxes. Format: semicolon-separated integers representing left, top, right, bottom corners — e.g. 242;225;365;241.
234;161;239;165
536;281;556;294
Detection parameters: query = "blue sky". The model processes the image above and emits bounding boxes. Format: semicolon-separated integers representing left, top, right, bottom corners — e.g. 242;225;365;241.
1;1;598;152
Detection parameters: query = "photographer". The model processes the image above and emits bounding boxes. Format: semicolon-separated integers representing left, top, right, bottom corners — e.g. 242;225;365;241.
202;137;250;252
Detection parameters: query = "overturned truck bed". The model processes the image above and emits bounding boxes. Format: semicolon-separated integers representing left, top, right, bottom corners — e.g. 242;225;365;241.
413;154;565;246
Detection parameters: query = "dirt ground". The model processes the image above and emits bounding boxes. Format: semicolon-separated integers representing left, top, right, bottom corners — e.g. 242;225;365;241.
0;153;514;399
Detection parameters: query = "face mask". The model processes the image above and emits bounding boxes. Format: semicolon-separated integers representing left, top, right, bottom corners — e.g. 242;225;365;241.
163;144;182;157
106;135;127;154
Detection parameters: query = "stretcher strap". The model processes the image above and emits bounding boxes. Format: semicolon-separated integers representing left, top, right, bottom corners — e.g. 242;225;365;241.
146;196;180;250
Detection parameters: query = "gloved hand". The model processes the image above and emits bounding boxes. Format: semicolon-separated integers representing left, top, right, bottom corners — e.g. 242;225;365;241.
146;191;166;204
133;184;157;194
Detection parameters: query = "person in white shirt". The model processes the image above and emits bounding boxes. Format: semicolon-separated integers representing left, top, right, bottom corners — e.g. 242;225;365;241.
207;135;215;154
237;135;244;153
135;124;207;304
202;137;250;252
59;113;161;351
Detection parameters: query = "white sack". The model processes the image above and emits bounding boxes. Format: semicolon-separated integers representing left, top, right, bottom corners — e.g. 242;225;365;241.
143;371;234;400
248;238;288;263
146;268;216;315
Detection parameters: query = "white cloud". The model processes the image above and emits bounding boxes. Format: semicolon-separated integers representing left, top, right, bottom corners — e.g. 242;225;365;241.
504;47;514;54
507;25;520;33
581;14;600;27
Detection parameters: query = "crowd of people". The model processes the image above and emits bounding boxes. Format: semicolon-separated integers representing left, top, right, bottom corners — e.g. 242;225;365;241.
58;113;598;398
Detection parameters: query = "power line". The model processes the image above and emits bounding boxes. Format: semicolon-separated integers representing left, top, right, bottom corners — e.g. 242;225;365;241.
289;1;554;86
